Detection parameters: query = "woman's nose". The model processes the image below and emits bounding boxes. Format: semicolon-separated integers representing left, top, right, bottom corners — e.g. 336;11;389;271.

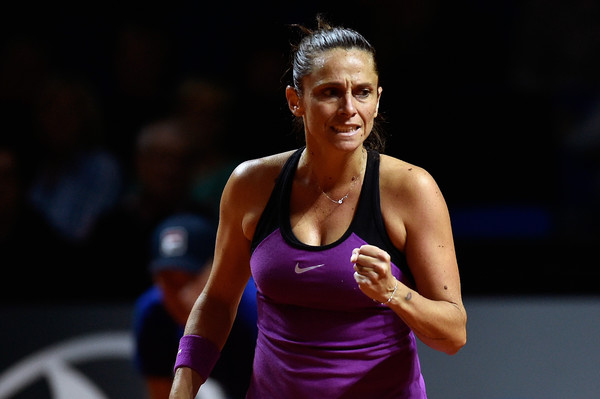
339;92;357;116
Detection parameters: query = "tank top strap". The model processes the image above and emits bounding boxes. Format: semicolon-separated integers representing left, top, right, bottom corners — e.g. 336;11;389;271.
353;149;379;225
251;147;304;252
352;150;413;283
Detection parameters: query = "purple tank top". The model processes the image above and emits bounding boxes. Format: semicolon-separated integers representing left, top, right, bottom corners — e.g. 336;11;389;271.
248;148;427;398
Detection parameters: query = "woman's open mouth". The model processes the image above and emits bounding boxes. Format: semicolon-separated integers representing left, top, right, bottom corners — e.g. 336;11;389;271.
331;125;361;134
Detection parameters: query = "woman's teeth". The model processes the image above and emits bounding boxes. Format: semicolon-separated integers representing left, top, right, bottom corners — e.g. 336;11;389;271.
332;126;359;133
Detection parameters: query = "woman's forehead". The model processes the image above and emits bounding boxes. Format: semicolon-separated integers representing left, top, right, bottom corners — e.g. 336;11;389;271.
314;48;375;68
309;48;378;84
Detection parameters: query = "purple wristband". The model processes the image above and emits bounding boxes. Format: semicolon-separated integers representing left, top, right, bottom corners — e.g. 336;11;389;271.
173;334;221;380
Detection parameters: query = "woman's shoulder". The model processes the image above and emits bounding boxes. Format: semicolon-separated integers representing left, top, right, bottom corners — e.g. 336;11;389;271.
229;150;297;184
222;150;298;239
379;154;441;199
221;149;298;209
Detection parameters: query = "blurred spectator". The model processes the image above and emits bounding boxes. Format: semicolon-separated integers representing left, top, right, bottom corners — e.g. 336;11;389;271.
0;145;70;302
26;77;122;253
236;29;298;158
173;77;241;218
102;21;175;169
133;213;257;399
88;118;205;300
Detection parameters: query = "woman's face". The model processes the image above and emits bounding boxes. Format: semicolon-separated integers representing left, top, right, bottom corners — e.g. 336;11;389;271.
288;48;382;153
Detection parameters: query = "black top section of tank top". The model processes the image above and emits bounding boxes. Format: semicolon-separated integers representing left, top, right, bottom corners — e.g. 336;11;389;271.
251;147;412;281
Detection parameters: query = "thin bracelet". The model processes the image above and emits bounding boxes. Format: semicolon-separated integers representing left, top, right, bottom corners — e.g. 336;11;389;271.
386;280;398;304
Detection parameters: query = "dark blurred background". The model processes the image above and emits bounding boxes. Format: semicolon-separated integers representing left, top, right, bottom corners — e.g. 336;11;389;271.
2;0;599;303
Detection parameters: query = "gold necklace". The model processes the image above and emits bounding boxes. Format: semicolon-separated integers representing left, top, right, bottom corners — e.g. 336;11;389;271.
318;149;366;205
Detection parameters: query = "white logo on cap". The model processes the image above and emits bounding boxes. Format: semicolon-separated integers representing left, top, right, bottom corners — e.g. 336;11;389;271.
160;227;188;258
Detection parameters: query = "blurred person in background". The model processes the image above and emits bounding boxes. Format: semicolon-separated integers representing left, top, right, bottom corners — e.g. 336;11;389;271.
173;77;241;219
133;213;257;399
27;77;123;245
25;77;123;299
102;21;174;169
88;118;207;300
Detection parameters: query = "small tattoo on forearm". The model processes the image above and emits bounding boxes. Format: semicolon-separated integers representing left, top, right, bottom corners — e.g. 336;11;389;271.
405;291;412;301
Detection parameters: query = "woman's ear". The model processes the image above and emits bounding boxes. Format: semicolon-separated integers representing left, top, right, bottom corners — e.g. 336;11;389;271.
374;86;382;118
286;85;303;117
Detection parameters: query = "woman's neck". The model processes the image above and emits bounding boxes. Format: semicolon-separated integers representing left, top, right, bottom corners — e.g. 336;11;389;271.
299;145;366;193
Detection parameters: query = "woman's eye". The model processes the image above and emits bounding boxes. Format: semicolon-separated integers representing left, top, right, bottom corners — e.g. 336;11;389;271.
317;87;373;99
322;88;339;97
355;89;371;98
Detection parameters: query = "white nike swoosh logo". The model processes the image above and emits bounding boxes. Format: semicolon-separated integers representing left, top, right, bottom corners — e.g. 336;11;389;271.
294;262;325;274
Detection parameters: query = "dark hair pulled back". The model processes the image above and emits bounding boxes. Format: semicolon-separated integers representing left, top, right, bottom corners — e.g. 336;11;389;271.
289;15;386;152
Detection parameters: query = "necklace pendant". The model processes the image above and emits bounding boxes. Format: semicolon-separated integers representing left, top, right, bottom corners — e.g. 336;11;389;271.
336;193;349;204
